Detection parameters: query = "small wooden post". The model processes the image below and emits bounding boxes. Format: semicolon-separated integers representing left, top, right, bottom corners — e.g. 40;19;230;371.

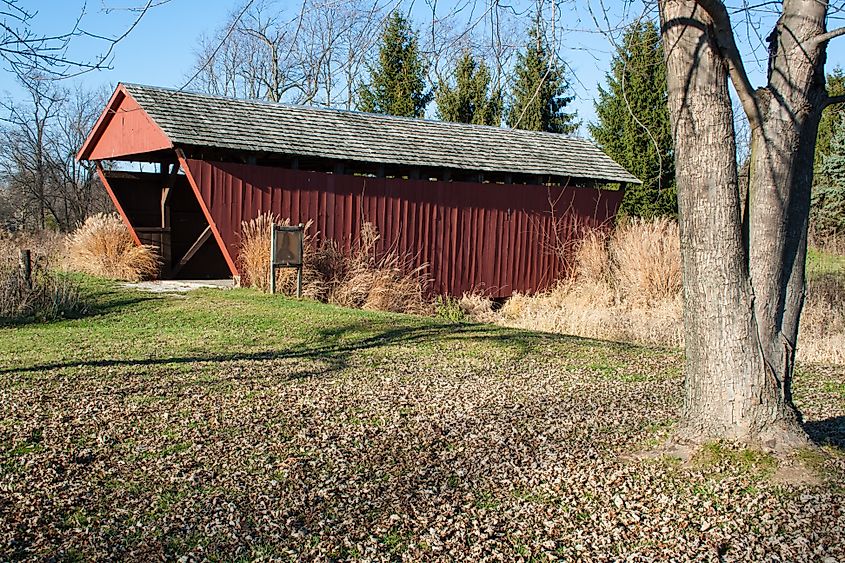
19;249;32;289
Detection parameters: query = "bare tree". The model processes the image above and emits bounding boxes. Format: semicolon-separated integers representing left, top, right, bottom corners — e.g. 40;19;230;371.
0;77;58;229
658;0;844;448
1;0;164;80
187;0;387;108
0;79;108;230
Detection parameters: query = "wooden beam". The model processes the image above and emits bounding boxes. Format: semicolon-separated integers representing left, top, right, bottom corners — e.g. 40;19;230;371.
171;226;211;277
160;162;180;274
161;162;180;224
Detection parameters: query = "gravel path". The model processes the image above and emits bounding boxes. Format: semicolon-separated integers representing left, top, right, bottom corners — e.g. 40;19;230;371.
1;331;843;561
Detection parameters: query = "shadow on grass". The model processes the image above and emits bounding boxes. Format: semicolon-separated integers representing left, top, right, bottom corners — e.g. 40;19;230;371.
0;322;636;377
0;321;546;376
804;416;845;449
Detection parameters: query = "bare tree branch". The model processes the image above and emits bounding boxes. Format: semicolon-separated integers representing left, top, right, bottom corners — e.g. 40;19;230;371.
0;0;160;81
812;25;845;45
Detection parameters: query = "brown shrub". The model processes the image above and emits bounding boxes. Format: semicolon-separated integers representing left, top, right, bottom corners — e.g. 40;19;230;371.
457;292;497;323
497;217;843;364
496;218;684;347
329;223;429;314
65;214;159;281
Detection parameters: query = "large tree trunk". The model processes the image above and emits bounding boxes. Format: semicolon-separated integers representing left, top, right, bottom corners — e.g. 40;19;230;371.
659;0;832;449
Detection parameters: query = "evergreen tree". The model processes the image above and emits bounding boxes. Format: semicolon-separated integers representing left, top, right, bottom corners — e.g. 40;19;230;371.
357;12;432;118
814;67;845;177
812;114;845;236
588;20;676;218
435;51;502;126
506;25;578;134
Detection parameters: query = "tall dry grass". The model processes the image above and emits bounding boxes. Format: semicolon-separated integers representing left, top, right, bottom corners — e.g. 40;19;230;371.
65;213;160;281
239;214;429;314
463;217;843;365
611;217;682;304
798;275;845;364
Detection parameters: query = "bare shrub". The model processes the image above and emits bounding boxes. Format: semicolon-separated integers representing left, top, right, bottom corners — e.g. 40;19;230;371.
0;230;85;324
66;213;159;281
0;229;66;271
457;292;497;323
610;217;681;304
330;223;429;314
239;216;429;314
0;267;85;324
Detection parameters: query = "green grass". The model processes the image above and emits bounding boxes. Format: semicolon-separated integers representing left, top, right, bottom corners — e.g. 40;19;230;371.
0;276;677;383
807;247;845;279
694;441;778;479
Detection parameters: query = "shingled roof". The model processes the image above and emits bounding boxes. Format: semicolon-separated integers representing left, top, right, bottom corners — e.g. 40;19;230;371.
119;83;639;184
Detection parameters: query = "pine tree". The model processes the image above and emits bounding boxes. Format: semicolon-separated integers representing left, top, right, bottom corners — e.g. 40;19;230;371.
588;20;676;218
812;114;845;236
506;24;578;134
435;52;502;126
814;68;845;176
357;12;432;118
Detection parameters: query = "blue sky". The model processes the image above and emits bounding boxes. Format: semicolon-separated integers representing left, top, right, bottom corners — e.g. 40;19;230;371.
1;0;843;136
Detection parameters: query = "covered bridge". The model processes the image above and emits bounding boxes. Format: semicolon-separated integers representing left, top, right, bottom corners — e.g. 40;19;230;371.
78;83;639;297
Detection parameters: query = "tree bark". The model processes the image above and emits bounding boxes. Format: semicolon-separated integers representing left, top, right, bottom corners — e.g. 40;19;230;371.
658;0;832;449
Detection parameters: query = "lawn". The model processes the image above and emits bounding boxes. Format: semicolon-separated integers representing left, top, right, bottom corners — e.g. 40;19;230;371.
1;278;843;561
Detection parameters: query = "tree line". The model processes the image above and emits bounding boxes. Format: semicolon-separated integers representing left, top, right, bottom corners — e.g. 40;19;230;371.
2;3;843;240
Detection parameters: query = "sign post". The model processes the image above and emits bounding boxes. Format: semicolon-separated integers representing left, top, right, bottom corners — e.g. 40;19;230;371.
270;223;305;297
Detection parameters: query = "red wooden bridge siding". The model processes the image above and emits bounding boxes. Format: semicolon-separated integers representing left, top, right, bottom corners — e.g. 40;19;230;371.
186;159;622;297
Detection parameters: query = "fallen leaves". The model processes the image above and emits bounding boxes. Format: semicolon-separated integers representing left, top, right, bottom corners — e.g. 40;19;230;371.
0;335;842;561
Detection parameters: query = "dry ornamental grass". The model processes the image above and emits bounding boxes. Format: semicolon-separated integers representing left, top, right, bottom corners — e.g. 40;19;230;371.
468;218;842;365
65;214;159;282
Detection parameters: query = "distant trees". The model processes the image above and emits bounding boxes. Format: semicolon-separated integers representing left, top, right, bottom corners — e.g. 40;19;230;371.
0;79;108;230
589;20;676;218
812;114;845;237
357;12;432;118
435;52;502;126
811;69;845;238
189;3;583;135
814;68;845;176
506;25;578;134
188;0;382;109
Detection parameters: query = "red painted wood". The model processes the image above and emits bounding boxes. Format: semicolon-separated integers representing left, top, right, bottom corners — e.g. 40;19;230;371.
185;159;622;298
80;87;172;161
97;164;143;247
